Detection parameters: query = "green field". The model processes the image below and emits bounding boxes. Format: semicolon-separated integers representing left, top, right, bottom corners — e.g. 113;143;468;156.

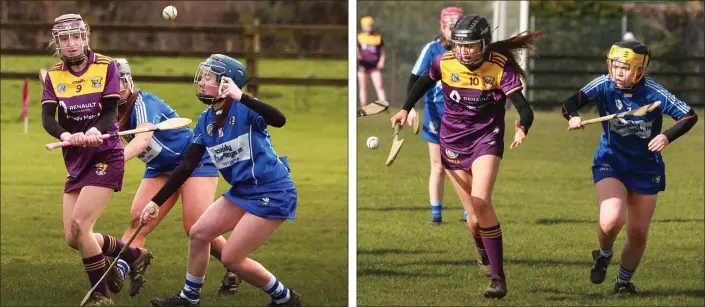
0;55;348;306
357;109;704;306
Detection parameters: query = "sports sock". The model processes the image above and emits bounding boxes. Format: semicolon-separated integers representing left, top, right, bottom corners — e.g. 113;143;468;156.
101;234;141;263
480;224;505;279
263;275;291;304
179;273;204;304
83;253;110;298
431;200;442;220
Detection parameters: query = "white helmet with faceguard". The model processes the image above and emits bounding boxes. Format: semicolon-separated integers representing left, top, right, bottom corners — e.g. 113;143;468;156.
51;13;90;66
607;40;650;90
113;58;135;105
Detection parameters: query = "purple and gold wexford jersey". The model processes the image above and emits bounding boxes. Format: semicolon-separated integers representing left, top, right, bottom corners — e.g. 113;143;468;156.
429;51;523;154
357;32;384;65
41;51;123;177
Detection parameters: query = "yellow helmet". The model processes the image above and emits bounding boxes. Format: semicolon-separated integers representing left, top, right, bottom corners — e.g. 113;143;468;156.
606;40;650;89
360;16;374;27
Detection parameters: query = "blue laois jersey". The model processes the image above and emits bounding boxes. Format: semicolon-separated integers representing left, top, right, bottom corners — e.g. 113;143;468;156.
124;91;194;170
581;75;692;170
192;100;292;190
411;37;445;107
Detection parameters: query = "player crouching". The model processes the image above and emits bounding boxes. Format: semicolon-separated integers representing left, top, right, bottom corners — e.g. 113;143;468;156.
142;54;301;307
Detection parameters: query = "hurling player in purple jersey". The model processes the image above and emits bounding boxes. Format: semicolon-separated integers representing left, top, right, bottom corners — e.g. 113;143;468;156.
40;13;152;305
392;14;545;299
357;16;387;108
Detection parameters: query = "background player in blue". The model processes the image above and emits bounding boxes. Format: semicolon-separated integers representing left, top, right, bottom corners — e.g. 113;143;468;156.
112;58;242;297
139;54;301;307
408;7;469;228
561;40;698;294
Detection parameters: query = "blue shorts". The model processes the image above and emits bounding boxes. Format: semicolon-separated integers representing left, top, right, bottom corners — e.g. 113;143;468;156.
223;177;297;220
421;99;444;144
592;156;665;195
144;154;219;179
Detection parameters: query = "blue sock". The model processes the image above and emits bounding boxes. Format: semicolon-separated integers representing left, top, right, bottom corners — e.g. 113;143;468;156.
116;259;130;279
263;276;291;304
179;273;204;303
617;265;635;283
431;200;442;219
464;210;468;220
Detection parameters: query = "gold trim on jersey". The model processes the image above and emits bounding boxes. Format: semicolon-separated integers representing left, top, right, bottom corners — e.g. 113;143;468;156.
357;33;382;46
439;52;506;91
48;63;110;98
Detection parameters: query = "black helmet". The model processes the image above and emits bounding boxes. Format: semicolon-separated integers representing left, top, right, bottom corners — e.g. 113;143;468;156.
451;14;492;65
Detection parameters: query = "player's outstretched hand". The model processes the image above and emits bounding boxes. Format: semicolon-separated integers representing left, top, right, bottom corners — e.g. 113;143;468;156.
648;134;670;152
140;201;159;225
510;120;526;149
390;109;408;129
219;76;243;101
84;127;104;147
568;116;584;130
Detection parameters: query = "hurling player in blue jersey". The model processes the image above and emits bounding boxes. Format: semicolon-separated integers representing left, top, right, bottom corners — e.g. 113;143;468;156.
140;54;300;307
112;58;241;297
408;7;468;228
561;40;698;294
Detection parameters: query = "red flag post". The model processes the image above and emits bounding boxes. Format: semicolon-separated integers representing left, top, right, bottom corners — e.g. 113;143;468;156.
20;78;30;134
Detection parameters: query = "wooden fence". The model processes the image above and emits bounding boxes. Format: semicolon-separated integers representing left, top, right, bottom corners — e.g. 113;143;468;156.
0;20;348;96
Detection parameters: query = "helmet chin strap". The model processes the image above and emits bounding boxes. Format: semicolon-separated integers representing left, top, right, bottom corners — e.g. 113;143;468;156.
197;93;226;105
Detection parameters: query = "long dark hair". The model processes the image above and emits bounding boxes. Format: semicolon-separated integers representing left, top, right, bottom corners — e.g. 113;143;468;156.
117;88;139;132
485;30;546;81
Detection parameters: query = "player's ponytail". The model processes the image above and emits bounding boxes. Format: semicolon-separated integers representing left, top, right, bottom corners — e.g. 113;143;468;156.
117;87;139;131
486;30;545;81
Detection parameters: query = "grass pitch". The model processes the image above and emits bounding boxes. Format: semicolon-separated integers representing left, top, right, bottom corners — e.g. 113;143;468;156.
357;108;704;306
1;55;347;306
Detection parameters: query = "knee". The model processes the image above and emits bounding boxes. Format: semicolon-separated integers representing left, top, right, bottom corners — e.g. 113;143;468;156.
599;213;625;234
470;196;492;213
70;219;84;241
188;223;213;244
129;215;141;230
430;160;444;177
64;233;79;250
626;227;649;247
220;249;245;270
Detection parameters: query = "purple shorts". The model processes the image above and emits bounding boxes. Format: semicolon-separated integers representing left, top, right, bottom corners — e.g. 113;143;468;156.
440;137;504;170
358;60;379;74
64;149;125;193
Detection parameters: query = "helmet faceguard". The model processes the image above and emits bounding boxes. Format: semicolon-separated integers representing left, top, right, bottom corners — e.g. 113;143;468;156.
606;41;650;90
450;14;492;66
113;58;135;105
52;14;90;66
194;54;247;105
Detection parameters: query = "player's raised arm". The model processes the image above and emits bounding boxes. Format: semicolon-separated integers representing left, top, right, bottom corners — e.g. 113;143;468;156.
220;77;286;128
